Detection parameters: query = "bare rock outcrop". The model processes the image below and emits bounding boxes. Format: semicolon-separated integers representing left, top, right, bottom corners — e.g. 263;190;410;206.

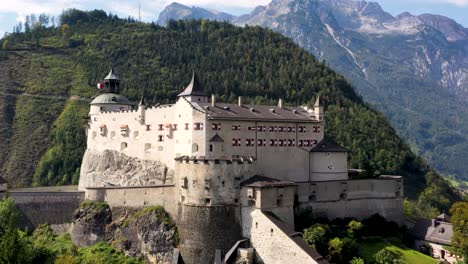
70;201;178;264
78;149;174;190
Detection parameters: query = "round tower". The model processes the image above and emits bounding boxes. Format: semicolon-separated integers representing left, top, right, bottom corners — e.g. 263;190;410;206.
90;69;132;115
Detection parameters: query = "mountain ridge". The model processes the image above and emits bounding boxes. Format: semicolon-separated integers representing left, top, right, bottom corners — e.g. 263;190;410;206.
157;0;468;182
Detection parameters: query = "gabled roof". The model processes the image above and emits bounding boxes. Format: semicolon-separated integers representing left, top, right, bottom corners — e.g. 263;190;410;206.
241;175;296;188
0;176;7;184
209;134;224;143
104;68;120;80
189;102;318;122
436;213;451;223
308;139;348;153
177;72;209;97
411;218;453;245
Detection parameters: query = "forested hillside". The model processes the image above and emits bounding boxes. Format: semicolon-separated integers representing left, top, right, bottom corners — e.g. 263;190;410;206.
0;10;458;216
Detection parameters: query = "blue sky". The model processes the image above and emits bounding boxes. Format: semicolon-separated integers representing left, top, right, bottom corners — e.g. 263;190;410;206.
0;0;467;37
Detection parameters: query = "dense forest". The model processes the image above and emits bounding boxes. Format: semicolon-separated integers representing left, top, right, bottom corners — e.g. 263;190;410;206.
0;9;459;218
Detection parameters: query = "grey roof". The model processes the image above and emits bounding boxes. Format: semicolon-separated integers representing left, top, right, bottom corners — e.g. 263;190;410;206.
177;73;209;97
0;176;8;184
209;134;224;143
308;139;348;152
104;68;120;80
241;175;296;188
90;93;132;105
262;212;329;263
437;213;451;223
411;218;453;245
190;102;318;122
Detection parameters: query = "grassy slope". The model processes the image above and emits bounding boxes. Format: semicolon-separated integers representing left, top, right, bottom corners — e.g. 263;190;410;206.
359;237;437;264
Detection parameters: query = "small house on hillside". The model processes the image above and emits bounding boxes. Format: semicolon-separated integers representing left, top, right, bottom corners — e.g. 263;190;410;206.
411;213;463;263
0;176;8;192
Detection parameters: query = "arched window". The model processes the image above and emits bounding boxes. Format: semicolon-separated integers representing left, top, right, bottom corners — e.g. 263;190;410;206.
121;142;128;151
192;143;199;153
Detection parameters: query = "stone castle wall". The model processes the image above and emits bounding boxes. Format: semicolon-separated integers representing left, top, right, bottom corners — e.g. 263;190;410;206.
1;191;84;229
296;177;404;223
176;159;256;206
86;186;177;217
176;205;242;264
241;207;322;264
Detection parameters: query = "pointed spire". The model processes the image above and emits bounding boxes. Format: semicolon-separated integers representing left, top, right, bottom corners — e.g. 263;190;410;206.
139;96;146;106
314;96;321;107
177;72;208;97
104;68;120;80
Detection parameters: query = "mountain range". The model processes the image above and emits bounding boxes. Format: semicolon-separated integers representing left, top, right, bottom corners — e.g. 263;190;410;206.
157;0;468;182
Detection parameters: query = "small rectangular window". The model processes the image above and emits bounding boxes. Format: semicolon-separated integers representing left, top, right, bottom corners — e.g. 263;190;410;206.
278;127;284;132
185;123;189;130
279;139;284;147
158;124;163;131
146;125;151;131
194;122;204;130
257;139;263;146
232;125;241;130
298;140;303;147
212;123;221;130
269;126;274;132
158;135;164;142
269;139;275;147
313;126;320;133
172;124;178;130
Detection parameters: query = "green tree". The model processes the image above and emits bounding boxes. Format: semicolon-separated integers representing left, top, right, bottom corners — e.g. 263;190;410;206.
303;224;330;255
350;257;365;264
450;202;468;259
347;220;363;238
0;196;31;264
374;248;400;264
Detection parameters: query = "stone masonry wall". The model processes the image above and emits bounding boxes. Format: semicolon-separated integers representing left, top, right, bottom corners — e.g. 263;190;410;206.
241;207;321;264
176;204;242;264
1;191;84;229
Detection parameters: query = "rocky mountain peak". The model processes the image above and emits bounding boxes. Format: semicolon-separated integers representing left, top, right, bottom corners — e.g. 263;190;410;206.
156;2;234;26
418;14;468;41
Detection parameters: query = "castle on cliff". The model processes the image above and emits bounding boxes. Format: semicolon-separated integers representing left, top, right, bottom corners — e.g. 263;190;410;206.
79;69;404;264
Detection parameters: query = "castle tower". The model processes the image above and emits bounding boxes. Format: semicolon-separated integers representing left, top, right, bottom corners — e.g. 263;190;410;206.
177;72;209;103
137;96;146;124
314;96;324;121
103;68;121;93
89;69;132;115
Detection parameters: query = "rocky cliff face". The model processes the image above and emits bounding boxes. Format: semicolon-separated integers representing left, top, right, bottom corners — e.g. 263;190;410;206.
78;150;174;190
71;202;178;264
156;2;234;26
157;0;468;181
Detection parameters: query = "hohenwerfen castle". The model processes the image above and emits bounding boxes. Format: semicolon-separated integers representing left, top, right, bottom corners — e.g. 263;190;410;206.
78;70;404;264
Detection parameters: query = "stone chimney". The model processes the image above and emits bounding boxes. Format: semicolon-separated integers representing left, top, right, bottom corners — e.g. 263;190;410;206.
238;96;242;107
211;94;216;107
278;98;283;109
